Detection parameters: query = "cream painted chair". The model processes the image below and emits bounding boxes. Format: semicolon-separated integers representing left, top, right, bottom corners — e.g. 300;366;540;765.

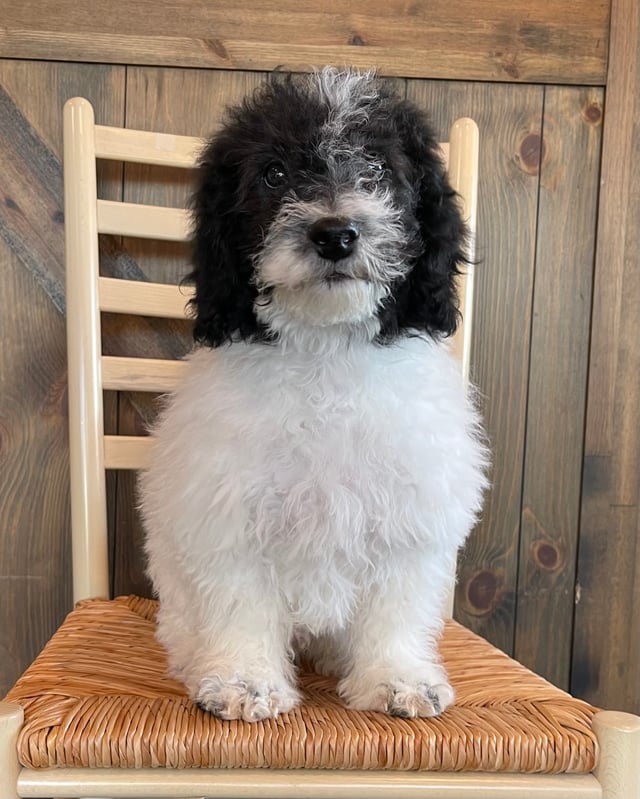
1;96;639;799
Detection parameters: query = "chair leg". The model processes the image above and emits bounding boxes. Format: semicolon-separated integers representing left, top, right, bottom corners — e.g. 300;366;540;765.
593;709;640;799
0;702;23;799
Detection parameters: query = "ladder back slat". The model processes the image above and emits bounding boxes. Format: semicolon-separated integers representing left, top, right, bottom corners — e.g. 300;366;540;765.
99;276;193;318
94;124;202;167
104;435;153;470
96;199;191;241
102;356;188;393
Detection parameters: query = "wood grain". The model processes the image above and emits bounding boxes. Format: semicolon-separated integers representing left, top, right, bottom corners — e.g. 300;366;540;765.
514;87;603;690
406;80;543;656
0;0;609;84
102;356;188;393
99;277;193;318
0;60;126;696
0;245;69;697
572;0;640;714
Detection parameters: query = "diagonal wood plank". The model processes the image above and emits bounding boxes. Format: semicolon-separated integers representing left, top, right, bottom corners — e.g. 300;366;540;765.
0;85;67;313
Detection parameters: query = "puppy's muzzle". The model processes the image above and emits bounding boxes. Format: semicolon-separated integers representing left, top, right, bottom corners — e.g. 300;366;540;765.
308;217;360;262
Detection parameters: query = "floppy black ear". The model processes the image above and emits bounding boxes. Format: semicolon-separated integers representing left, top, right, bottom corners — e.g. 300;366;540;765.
188;136;260;347
382;103;468;340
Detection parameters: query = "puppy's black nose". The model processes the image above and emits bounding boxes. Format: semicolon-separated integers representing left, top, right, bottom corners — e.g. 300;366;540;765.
308;217;360;261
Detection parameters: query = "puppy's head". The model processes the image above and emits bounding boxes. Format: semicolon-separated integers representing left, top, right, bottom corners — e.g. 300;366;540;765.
190;68;467;346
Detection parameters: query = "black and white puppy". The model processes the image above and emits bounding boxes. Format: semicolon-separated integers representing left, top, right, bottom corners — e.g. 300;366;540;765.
140;68;487;722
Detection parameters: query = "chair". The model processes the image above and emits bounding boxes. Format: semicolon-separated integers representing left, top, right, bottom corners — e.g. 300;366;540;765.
1;96;638;799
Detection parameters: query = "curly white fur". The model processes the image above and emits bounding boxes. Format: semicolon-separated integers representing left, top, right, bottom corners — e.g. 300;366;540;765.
140;331;487;721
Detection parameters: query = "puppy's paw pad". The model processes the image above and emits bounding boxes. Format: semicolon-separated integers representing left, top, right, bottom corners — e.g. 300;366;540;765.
342;678;454;718
195;676;299;722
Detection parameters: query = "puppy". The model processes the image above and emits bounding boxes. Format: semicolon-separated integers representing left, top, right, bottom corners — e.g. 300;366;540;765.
139;68;488;722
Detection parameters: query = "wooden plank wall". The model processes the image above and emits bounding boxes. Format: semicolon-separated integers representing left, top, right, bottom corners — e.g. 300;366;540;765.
0;0;637;716
572;0;640;712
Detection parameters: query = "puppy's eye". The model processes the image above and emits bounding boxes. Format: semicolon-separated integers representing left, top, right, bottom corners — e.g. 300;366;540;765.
264;162;287;189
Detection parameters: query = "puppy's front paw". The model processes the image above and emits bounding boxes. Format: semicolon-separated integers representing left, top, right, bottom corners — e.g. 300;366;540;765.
339;675;454;718
195;675;299;722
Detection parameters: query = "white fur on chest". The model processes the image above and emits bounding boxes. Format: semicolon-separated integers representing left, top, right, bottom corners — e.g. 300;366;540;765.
141;335;485;632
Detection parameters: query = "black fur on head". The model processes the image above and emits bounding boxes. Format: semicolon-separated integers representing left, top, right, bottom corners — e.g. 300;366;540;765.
189;68;468;347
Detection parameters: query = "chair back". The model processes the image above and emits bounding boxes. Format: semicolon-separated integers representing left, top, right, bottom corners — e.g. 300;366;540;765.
63;97;479;605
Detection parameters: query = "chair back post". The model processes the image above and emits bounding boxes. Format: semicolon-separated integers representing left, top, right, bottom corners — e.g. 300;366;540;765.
64;98;110;603
447;117;480;383
442;117;480;618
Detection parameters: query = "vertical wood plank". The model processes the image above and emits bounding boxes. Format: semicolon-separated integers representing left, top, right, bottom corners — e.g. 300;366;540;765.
0;60;125;696
0;247;69;697
110;67;266;596
406;80;543;655
573;0;640;714
515;86;603;689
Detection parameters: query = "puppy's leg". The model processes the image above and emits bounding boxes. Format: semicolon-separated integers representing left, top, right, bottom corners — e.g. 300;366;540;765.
337;548;456;718
156;555;299;722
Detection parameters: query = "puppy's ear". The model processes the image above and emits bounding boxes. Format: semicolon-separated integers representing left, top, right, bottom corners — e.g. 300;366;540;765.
388;104;469;339
188;138;260;347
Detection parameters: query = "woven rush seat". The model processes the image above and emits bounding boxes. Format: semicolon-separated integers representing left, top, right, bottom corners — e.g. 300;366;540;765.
5;595;597;773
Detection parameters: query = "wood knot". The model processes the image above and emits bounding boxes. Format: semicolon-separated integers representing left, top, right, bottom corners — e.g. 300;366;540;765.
493;47;521;80
203;38;229;61
349;34;366;46
466;570;500;615
503;63;520;80
531;539;564;572
582;102;603;126
516;133;544;174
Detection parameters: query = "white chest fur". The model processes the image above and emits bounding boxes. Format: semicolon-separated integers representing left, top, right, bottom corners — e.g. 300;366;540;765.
141;335;487;632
